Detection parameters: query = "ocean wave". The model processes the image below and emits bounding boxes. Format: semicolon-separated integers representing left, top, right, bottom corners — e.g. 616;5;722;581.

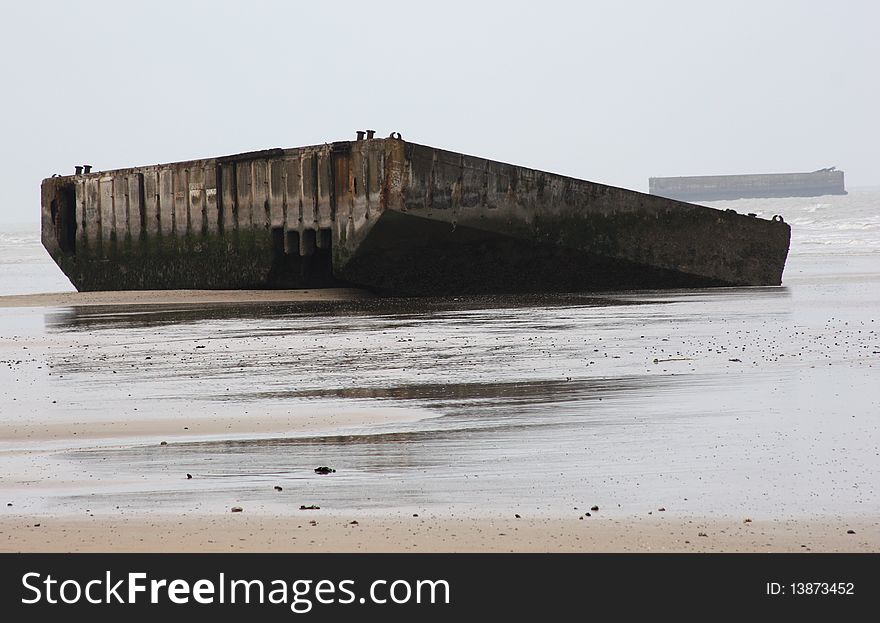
0;233;39;245
833;222;877;231
798;238;880;246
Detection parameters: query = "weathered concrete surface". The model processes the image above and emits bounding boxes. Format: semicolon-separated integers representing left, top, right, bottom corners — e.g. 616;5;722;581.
42;136;791;294
649;169;846;201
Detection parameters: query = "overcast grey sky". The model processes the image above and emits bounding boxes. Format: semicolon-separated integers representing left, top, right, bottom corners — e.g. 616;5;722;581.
1;0;877;224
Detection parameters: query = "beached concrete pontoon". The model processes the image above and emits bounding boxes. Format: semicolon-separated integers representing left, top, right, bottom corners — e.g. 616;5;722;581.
41;133;791;294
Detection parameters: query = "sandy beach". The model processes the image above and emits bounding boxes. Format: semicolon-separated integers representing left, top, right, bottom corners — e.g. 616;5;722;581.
1;248;878;553
1;515;876;553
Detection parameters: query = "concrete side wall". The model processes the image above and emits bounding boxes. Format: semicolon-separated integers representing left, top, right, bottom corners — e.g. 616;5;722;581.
378;143;790;286
41;141;388;290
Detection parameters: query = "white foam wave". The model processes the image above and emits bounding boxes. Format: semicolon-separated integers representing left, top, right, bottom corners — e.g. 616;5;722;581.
805;203;831;213
0;233;39;245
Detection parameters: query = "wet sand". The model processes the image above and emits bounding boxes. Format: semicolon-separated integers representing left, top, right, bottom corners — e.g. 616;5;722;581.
0;254;878;551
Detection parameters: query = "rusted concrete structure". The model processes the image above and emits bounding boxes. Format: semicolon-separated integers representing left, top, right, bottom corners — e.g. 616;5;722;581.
42;134;791;295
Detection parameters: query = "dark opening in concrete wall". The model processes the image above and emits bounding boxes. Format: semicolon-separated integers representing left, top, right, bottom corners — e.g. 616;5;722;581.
51;185;77;255
299;229;333;284
266;227;335;288
301;229;316;257
303;234;333;284
271;226;285;259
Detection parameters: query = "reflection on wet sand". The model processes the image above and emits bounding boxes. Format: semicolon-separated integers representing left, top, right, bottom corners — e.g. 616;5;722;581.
243;376;673;407
42;285;795;333
43;292;647;331
2;256;878;523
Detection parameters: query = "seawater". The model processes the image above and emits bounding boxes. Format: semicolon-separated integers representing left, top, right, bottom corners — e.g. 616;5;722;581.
703;190;880;256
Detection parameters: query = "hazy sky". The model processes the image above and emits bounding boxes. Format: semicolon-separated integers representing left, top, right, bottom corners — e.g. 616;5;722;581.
1;0;877;224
